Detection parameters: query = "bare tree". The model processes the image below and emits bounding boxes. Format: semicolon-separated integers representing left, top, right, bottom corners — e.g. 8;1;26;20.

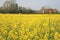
2;0;18;13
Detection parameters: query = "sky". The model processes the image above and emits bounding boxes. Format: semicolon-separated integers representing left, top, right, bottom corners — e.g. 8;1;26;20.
0;0;60;10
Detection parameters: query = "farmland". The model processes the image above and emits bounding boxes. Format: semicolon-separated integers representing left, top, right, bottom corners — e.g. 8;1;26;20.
0;14;60;40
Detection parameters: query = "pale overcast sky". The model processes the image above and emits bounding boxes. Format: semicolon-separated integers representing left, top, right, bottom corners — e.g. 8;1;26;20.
0;0;60;10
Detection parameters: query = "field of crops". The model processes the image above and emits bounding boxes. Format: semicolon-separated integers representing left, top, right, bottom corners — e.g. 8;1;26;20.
0;14;60;40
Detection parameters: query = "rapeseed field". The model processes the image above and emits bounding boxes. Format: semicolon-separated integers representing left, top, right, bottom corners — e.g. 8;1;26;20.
0;14;60;40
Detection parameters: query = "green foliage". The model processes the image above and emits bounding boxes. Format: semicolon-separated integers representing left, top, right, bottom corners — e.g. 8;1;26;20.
0;2;35;14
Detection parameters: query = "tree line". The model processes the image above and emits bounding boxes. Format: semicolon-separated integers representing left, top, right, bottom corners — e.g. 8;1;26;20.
0;1;35;14
0;0;59;14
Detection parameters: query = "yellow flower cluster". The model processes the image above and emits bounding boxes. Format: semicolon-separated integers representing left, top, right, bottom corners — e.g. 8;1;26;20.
0;14;60;40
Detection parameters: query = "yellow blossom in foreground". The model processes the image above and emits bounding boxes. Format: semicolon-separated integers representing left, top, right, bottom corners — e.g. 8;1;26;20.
0;14;60;40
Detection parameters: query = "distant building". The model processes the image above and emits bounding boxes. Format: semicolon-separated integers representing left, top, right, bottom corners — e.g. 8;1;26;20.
42;9;54;13
40;7;58;13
